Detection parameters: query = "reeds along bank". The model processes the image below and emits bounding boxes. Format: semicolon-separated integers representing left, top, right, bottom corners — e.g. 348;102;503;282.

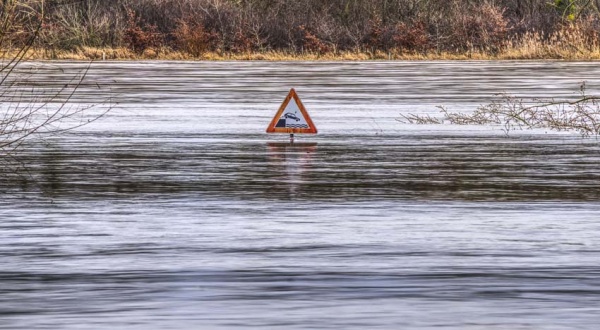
3;0;600;58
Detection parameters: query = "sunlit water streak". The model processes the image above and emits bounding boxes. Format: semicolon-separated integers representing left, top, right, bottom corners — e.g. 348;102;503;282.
1;61;600;329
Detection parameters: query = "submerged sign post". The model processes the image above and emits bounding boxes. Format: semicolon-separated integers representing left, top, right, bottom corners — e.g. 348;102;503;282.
266;88;317;142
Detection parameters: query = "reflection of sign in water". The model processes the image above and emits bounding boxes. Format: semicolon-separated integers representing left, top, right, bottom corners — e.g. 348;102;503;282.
266;88;317;134
267;142;318;195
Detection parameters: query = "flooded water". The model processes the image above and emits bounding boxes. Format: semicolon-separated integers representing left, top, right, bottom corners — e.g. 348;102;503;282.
2;61;600;329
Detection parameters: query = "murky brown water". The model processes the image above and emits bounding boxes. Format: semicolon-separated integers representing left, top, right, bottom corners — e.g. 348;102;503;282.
2;61;600;329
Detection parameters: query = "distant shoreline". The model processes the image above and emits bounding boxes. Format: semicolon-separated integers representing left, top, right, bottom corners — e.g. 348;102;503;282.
7;47;600;61
5;0;600;63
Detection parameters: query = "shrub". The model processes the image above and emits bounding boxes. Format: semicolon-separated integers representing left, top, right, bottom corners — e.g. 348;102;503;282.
392;20;430;52
172;16;218;56
123;8;162;54
451;3;510;53
298;25;331;53
231;27;254;53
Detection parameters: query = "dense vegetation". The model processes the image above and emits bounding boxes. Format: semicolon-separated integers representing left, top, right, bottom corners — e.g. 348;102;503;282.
2;0;600;59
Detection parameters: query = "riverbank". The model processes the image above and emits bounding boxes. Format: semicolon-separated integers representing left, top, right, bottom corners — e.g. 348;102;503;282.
4;0;600;62
7;44;600;61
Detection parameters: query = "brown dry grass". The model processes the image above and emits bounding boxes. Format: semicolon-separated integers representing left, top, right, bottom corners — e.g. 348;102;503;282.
5;47;599;61
501;33;600;60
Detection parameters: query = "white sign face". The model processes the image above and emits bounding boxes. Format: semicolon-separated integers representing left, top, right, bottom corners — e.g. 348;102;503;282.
266;88;317;134
274;100;309;129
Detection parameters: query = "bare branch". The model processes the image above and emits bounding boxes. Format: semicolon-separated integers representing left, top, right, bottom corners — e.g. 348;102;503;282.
1;0;112;160
400;82;600;137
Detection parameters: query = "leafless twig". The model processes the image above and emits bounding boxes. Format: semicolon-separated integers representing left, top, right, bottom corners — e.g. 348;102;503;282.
399;82;600;137
1;0;112;165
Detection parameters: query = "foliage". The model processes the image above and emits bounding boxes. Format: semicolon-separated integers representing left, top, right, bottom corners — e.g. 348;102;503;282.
553;0;577;21
3;0;600;57
123;8;162;54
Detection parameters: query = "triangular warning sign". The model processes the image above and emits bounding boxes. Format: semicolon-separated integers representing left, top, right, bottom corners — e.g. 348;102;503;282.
266;88;317;134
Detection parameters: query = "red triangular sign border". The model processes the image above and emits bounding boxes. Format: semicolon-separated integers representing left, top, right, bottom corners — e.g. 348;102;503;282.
266;88;317;134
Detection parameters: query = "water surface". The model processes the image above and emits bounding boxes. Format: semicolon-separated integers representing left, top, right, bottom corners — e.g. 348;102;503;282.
2;61;600;329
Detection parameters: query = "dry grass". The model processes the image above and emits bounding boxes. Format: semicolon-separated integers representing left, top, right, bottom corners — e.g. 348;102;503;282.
501;29;600;60
3;38;600;63
4;46;600;61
